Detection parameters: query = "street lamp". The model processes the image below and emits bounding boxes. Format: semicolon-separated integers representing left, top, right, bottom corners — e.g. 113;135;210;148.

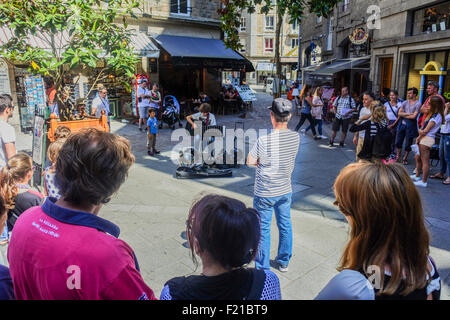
297;19;302;85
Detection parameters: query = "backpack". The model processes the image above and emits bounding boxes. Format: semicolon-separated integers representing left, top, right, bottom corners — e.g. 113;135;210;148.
287;88;294;101
372;123;393;159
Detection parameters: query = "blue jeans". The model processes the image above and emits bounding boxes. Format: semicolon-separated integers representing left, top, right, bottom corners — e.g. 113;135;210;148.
306;119;323;136
441;135;450;177
254;193;293;270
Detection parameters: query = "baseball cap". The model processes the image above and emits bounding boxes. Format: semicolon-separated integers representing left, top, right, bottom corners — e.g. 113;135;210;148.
268;98;292;117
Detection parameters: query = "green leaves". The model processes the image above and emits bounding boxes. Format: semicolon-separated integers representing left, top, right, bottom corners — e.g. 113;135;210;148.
0;0;140;92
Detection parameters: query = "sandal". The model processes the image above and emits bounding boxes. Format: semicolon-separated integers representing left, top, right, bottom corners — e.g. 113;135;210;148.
430;173;445;179
443;180;450;185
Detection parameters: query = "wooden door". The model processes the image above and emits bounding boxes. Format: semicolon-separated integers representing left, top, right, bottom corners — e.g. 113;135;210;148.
380;57;393;90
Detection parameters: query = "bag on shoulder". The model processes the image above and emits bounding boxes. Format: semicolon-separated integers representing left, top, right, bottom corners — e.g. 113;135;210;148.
372;123;393;159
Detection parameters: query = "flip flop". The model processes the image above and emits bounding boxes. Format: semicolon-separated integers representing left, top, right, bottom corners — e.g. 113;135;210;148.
430;174;445;179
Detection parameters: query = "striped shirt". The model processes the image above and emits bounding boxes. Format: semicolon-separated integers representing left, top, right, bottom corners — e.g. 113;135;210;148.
250;129;300;197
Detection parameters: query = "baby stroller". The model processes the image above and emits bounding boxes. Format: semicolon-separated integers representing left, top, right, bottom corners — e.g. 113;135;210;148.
159;95;183;130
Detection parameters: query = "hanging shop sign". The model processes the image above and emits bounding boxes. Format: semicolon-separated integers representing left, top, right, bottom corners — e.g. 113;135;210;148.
349;28;369;45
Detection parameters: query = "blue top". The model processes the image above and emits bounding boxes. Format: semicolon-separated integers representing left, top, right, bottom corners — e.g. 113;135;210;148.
147;117;158;134
301;98;312;114
0;265;15;300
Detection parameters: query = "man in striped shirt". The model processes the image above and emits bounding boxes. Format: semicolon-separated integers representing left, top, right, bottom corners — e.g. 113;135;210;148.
247;98;300;272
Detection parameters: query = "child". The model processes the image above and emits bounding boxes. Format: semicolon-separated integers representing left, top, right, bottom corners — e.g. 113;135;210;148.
147;108;160;156
44;138;66;199
54;125;71;141
0;153;44;233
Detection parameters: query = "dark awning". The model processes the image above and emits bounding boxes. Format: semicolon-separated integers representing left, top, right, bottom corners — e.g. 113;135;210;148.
153;35;254;72
313;57;370;76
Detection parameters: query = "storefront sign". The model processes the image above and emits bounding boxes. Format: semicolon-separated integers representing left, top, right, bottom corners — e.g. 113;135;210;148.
0;59;11;95
349;28;369;45
235;85;257;102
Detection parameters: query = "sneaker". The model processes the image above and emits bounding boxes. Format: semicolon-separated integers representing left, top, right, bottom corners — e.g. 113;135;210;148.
147;150;154;156
413;168;417;174
328;141;334;147
339;142;345;147
154;149;160;154
320;135;328;139
410;174;421;181
278;263;288;273
414;180;427;188
300;129;306;133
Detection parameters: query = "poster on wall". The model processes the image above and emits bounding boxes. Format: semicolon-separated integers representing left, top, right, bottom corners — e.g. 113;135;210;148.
0;59;11;95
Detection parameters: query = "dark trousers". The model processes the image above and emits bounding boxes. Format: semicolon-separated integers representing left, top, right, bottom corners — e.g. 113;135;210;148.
147;133;156;151
295;113;316;135
395;123;415;152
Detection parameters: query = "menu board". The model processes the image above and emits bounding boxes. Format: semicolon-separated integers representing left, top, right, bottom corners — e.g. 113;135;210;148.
234;85;257;102
0;59;11;95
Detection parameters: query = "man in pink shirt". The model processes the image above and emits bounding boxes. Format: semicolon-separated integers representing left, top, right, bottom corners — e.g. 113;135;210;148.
8;129;156;300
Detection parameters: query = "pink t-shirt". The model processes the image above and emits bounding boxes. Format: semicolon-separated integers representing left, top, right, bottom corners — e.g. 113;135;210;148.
7;198;156;300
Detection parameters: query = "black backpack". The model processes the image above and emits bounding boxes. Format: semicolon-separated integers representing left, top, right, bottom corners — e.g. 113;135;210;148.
372;123;393;159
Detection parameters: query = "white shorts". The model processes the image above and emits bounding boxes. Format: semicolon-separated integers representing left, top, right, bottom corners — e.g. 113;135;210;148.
139;106;148;119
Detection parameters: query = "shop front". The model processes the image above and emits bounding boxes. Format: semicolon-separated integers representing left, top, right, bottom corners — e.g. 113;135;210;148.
152;34;254;114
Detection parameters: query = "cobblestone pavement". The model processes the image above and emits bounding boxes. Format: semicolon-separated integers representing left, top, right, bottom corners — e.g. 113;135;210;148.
6;92;450;300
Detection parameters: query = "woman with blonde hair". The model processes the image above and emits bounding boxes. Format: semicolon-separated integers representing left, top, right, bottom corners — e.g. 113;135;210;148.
349;102;390;161
411;96;445;187
316;161;441;300
0;153;44;234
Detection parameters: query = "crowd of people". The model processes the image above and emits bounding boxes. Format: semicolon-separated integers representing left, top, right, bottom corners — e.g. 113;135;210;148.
0;88;445;301
290;81;450;188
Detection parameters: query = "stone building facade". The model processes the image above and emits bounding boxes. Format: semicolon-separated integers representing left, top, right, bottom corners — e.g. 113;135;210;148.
371;0;450;100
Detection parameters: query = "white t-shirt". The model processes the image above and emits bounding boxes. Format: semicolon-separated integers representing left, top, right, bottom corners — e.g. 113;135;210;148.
137;86;151;108
92;96;110;119
0;120;16;168
358;107;371;139
384;101;401;122
191;112;216;126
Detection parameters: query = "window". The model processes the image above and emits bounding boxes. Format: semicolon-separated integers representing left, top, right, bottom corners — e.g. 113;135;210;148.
317;16;323;24
326;17;334;51
170;0;191;15
292;19;298;31
291;38;299;49
264;38;274;52
239;40;246;53
265;16;275;31
240;17;246;31
342;0;350;12
412;1;450;35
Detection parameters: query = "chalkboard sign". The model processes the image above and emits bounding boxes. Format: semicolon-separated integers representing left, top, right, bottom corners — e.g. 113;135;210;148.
234;85;257;102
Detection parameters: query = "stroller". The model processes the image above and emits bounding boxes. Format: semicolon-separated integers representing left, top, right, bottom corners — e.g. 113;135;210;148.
159;95;183;130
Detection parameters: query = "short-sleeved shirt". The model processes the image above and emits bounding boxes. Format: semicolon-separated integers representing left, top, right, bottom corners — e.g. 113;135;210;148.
137;87;151;108
8;188;44;231
333;95;356;119
7;197;156;300
92;96;110;119
250;129;300;198
384;101;401;121
316;257;441;300
358;107;371;139
0;265;15;300
400;100;421;125
0;120;16;169
147;117;158;134
191;112;216;126
425;113;442;138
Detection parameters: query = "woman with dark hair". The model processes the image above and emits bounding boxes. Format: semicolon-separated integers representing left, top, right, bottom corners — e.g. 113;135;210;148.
316;161;441;300
7;129;156;300
294;84;320;139
161;194;281;300
412;96;445;187
0;194;15;299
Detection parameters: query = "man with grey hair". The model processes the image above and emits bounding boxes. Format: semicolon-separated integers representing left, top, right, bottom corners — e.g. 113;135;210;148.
247;98;300;272
420;81;445;115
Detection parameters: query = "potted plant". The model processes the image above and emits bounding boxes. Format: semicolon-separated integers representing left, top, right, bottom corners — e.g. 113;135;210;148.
0;0;140;139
